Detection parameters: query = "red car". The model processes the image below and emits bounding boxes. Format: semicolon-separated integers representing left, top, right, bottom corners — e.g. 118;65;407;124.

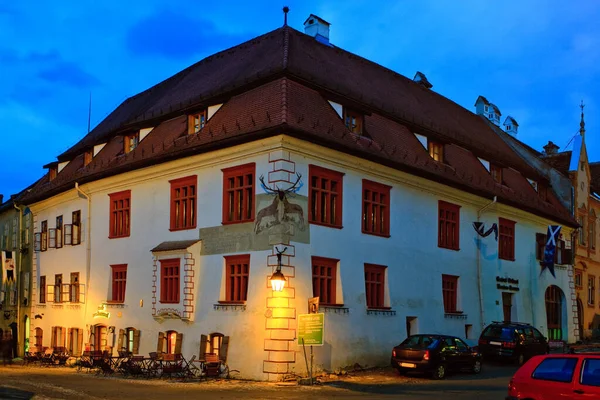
507;353;600;399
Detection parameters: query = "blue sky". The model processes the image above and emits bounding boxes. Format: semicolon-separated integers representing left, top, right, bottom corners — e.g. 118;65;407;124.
1;1;599;198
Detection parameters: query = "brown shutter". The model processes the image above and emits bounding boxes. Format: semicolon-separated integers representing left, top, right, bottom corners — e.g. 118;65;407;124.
77;329;83;355
89;326;95;350
187;115;193;134
132;329;140;354
117;329;124;351
51;327;56;348
220;336;230;363
174;333;183;354
199;334;207;360
46;285;54;303
61;327;66;348
157;332;165;353
67;328;72;352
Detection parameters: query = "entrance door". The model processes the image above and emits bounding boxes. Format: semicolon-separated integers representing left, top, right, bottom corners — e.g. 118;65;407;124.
94;325;107;351
545;285;564;340
24;315;30;353
577;298;584;339
502;292;513;322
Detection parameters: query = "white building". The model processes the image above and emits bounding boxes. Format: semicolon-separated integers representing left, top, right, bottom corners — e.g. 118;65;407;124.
22;16;577;381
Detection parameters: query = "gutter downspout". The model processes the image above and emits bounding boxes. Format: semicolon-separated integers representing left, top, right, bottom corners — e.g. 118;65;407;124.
75;183;91;326
13;202;23;356
477;196;497;330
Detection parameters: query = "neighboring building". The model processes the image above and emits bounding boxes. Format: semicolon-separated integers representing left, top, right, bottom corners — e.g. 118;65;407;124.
541;111;600;340
19;15;577;380
0;191;34;357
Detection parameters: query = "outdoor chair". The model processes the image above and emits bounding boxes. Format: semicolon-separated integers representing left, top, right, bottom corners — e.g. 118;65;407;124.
40;348;56;366
203;353;222;378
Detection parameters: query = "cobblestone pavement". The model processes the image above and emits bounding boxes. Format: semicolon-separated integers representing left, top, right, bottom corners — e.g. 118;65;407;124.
0;363;518;399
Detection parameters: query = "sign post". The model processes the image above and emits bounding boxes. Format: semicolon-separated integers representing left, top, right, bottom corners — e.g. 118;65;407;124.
298;313;324;384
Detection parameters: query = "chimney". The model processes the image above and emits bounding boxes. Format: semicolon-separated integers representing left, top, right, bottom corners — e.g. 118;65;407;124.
413;71;432;89
304;14;331;45
543;141;560;155
503;116;519;136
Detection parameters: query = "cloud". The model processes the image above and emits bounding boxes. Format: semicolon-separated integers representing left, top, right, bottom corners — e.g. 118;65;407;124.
125;10;251;60
38;61;100;87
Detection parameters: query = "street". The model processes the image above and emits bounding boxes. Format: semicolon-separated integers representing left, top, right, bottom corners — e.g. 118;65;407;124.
0;363;517;399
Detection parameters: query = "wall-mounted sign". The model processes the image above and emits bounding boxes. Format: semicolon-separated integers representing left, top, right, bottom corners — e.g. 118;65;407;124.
92;303;110;319
496;276;519;291
298;313;324;346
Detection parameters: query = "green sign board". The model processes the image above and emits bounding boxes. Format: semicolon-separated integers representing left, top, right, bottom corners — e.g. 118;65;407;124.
298;313;324;346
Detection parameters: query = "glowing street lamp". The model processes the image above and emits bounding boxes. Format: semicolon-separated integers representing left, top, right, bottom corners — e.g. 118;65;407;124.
270;247;287;292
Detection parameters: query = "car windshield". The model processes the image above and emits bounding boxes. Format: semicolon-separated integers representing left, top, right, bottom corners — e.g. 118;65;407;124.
483;326;515;340
400;335;439;349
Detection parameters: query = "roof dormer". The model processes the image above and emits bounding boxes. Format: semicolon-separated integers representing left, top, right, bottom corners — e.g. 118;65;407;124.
304;14;331;46
503;116;518;136
188;110;207;134
474;95;501;126
124;132;139;154
84;149;93;166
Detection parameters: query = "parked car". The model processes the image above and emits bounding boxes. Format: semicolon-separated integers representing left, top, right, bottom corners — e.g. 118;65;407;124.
507;353;600;399
479;321;549;365
390;334;482;379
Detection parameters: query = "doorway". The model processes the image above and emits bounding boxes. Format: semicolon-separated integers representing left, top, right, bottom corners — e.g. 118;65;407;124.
93;325;107;351
406;316;418;337
502;292;513;322
24;315;30;353
545;285;565;340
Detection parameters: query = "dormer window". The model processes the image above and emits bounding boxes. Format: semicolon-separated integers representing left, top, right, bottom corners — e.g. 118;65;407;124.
124;133;139;154
49;167;57;181
490;164;502;184
343;108;363;135
428;141;443;162
484;106;489;112
506;125;511;131
538;183;548;201
188;111;207;134
84;150;93;166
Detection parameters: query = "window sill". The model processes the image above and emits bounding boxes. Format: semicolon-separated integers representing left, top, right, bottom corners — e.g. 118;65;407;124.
367;309;396;316
108;235;130;239
159;301;180;304
439;245;460;252
588;304;595;308
309;221;343;230
105;302;126;308
213;303;246;312
169;226;197;232
221;219;254;226
321;305;349;314
444;312;467;320
499;257;515;262
361;231;391;238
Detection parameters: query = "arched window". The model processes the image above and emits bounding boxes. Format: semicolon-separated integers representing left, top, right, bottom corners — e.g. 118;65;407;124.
34;327;43;348
545;285;564;340
166;330;177;354
209;333;224;357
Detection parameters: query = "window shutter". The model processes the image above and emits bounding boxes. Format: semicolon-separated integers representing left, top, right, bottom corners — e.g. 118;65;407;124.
199;334;207;360
77;329;83;355
61;327;66;348
34;233;41;252
49;228;56;248
46;285;54;303
51;327;56;348
132;329;140;354
64;225;72;245
62;284;70;303
219;336;230;363
564;248;573;265
73;224;80;245
56;228;63;248
174;333;183;354
117;329;124;351
79;284;85;304
157;332;165;353
79;221;84;243
67;328;72;352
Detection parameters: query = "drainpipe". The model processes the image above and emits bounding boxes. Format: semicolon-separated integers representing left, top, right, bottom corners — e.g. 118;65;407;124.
13;202;23;356
477;196;497;330
75;183;91;325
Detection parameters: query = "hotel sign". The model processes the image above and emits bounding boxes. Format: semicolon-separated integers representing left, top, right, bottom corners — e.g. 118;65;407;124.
298;313;324;346
93;303;110;319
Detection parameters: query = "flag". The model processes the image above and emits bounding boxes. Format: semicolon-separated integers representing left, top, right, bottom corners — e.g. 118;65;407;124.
473;222;498;241
541;225;561;278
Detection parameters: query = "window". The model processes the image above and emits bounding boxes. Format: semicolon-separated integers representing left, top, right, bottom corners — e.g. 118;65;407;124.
442;274;459;313
188;111;207;134
536;233;566;264
532;358;577;383
438;201;460;250
109;190;131;238
224;255;250;303
199;333;230;362
309;165;344;228
575;270;583;289
41;220;48;252
49;167;57;181
484;105;489;112
590;216;596;250
506;125;511;131
579;216;587;246
39;276;46;304
23;212;30;246
170;175;197;231
56;215;63;249
160;258;180;303
70;272;80;303
210;333;224;357
68;328;83;356
222;163;255;224
490;164;503;184
343;108;363;135
11;217;16;249
581;359;600;387
84;150;93;166
72;210;81;245
538;183;548;201
364;264;386;309
34;328;43;348
54;274;63;303
362;180;390;236
124;132;139;153
588;276;596;306
118;327;140;354
428;141;444;162
111;264;127;303
499;218;516;261
158;330;183;355
167;330;179;354
312;256;337;305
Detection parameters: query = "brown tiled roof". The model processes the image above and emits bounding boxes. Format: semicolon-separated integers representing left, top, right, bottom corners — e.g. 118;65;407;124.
151;240;200;252
22;27;577;226
541;152;572;175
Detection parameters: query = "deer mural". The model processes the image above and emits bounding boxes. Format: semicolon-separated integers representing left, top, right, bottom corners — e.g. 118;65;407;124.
255;173;305;234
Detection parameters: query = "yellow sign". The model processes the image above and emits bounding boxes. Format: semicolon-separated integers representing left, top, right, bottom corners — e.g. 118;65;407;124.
93;303;110;319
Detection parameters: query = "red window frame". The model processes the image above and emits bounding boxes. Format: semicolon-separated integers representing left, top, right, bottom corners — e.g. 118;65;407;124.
438;200;460;250
499;218;516;261
309;165;344;228
224;255;250;303
222;163;255;224
442;274;459;313
160;258;180;304
362;180;391;237
170;175;197;231
109;190;131;238
312;256;338;306
364;264;386;309
111;264;127;303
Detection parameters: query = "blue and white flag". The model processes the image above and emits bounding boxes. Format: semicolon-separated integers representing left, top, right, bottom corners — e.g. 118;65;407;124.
541;225;561;278
473;222;498;241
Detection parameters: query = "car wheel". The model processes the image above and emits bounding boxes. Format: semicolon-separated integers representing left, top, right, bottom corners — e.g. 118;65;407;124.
516;352;525;366
432;364;446;380
472;360;482;374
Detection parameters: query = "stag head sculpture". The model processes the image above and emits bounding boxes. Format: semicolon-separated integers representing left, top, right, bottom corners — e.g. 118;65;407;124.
255;173;305;233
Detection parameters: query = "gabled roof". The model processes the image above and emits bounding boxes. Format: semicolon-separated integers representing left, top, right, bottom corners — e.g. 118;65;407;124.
490;103;501;115
22;27;576;226
475;95;490;106
504;116;518;127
